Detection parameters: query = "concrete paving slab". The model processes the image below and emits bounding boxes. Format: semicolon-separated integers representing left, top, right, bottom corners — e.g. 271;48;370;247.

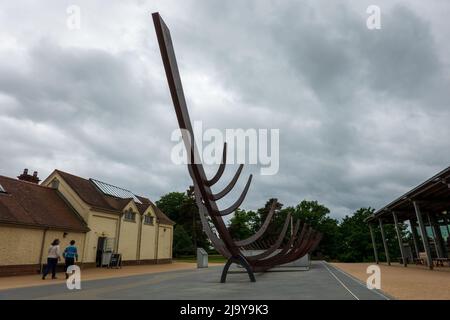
0;261;389;300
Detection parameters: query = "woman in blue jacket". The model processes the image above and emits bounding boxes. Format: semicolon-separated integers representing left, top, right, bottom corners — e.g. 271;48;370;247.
63;240;78;279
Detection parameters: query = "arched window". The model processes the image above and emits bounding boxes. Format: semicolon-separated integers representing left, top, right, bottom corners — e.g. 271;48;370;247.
124;209;136;222
144;215;154;225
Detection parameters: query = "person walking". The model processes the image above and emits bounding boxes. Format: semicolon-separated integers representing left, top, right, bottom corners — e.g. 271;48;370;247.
42;239;61;280
63;240;79;279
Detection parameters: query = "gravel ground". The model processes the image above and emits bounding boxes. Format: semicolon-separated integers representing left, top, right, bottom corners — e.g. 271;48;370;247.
332;262;450;300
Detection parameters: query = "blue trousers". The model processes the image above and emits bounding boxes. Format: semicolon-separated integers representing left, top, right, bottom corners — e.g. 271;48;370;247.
42;258;58;279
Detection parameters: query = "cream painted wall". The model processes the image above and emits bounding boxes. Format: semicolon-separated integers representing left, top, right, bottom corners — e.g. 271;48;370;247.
85;213;119;263
40;230;85;264
140;223;156;260
157;225;173;260
0;226;43;265
41;172;91;223
118;202;139;261
139;206;157;260
0;225;85;266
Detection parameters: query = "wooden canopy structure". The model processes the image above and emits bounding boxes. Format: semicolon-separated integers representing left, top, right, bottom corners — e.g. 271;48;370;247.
366;166;450;269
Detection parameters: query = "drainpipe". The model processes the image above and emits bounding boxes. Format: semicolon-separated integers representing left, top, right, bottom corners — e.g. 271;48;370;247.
136;214;143;263
39;228;48;273
115;213;123;253
81;210;91;266
169;226;173;260
80;231;88;266
155;221;160;263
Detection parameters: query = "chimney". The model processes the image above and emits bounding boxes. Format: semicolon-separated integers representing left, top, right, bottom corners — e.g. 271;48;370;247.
17;168;41;184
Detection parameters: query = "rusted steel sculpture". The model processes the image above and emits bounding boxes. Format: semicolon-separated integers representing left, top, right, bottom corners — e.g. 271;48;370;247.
152;12;322;282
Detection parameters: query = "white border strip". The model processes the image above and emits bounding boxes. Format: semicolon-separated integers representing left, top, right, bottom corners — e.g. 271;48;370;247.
325;262;391;300
322;261;360;300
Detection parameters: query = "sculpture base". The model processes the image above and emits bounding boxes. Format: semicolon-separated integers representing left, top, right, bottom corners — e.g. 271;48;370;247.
221;255;255;283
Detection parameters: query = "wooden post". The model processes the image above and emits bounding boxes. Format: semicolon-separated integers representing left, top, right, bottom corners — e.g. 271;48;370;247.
393;212;407;266
409;219;420;259
413;201;433;269
379;219;391;265
369;224;379;264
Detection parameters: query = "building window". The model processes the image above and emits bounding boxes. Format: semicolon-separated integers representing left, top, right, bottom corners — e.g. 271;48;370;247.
124;209;136;222
144;215;154;225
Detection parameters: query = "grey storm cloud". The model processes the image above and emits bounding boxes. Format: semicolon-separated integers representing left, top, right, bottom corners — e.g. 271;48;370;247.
0;0;449;219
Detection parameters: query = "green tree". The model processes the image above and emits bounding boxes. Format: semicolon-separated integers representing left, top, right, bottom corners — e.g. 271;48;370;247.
294;200;332;227
156;188;209;253
370;220;408;264
293;200;340;259
172;225;194;256
228;209;254;240
338;208;376;262
337;207;408;262
156;192;186;223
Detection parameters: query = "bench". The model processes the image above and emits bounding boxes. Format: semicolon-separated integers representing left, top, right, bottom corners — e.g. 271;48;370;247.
414;252;428;265
433;258;450;267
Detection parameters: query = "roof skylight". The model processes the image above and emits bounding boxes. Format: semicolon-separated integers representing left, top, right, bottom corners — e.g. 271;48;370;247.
90;179;142;204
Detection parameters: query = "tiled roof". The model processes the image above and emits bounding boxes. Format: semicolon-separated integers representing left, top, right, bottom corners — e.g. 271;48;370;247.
136;196;175;226
55;170;116;211
55;170;174;225
0;175;89;232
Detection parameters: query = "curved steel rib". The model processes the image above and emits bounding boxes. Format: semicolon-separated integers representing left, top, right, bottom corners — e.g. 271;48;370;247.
258;229;317;268
205;143;227;186
208;164;244;201
235;201;277;247
211;174;253;216
193;185;231;258
252;225;312;267
273;219;302;256
246;213;292;261
254;223;309;268
307;233;323;254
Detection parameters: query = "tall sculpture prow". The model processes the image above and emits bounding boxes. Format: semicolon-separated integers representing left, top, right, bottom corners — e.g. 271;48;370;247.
152;12;321;282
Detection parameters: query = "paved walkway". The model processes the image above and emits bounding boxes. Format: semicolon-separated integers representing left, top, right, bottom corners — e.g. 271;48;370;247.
0;262;200;291
0;261;389;300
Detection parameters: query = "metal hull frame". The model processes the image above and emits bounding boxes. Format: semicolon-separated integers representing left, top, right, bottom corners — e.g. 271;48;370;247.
152;12;322;282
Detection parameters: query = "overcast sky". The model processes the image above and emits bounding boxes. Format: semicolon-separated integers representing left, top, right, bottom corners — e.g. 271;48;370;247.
0;0;449;219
